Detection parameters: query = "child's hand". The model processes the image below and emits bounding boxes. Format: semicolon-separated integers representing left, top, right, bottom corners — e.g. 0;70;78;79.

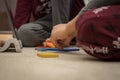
50;24;74;49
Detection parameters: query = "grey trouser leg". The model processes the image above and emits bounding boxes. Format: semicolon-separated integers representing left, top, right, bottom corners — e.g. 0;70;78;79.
51;0;71;25
18;14;52;47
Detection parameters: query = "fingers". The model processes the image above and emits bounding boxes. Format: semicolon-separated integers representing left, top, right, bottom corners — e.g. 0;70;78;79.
51;38;70;50
56;39;66;49
50;38;63;49
43;38;66;49
50;24;70;49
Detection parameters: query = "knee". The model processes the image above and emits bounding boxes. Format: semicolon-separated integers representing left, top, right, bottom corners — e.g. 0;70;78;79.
17;24;35;46
18;24;31;35
18;23;34;38
18;23;50;47
18;23;42;47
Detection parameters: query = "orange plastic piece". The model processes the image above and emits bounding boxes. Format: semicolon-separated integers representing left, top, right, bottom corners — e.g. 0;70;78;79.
43;39;55;48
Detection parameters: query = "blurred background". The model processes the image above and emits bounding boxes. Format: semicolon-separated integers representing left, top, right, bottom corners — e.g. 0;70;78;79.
0;0;16;31
0;0;90;31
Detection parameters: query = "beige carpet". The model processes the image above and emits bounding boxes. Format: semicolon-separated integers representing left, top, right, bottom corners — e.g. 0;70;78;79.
0;47;120;80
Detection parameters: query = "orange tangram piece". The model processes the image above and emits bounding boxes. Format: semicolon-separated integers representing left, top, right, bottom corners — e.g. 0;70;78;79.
43;39;55;48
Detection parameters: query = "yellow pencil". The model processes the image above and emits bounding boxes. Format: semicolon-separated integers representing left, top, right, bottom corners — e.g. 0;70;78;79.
37;52;59;58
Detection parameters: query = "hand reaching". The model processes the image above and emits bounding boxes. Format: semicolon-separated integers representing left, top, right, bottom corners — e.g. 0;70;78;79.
50;24;75;49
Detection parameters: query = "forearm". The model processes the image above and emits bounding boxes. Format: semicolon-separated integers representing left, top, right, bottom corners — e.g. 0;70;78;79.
66;15;79;38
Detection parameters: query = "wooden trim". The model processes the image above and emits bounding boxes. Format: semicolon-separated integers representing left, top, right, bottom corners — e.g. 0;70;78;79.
0;34;13;40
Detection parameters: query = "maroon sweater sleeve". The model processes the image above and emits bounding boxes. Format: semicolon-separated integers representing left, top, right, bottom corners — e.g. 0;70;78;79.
13;0;32;29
